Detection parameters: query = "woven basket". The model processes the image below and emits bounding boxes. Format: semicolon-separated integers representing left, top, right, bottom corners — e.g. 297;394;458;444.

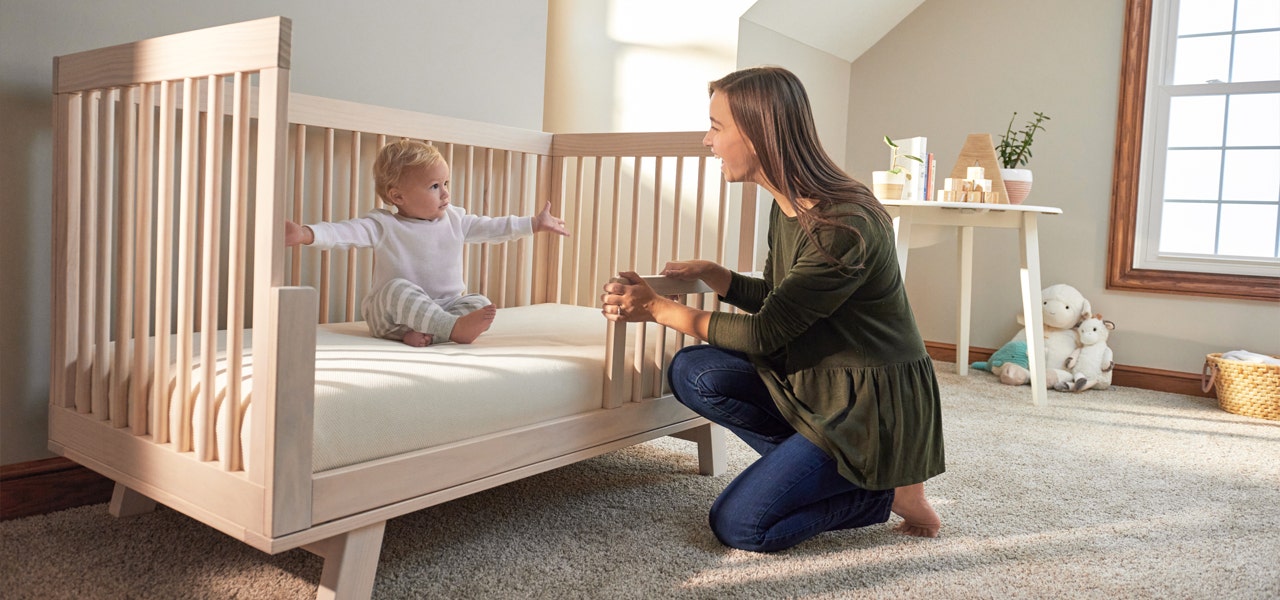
1202;353;1280;421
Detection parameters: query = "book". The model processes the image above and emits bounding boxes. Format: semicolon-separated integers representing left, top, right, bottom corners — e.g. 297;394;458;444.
891;136;927;201
926;152;936;201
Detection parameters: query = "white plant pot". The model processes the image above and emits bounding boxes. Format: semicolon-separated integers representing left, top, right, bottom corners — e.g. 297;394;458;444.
872;170;907;201
1000;168;1033;204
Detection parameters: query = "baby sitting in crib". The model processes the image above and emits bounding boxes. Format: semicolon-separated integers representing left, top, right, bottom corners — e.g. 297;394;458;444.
285;139;570;347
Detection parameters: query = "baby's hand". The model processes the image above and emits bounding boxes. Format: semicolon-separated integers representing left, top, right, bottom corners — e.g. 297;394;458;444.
532;201;570;237
284;220;314;246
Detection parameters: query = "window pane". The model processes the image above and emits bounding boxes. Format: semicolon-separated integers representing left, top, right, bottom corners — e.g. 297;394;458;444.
1237;0;1280;30
1226;93;1280;146
1164;149;1222;200
1174;35;1232;84
1168;95;1225;146
1232;31;1280;83
1178;0;1233;35
1218;203;1279;257
1222;149;1280;201
1159;202;1218;254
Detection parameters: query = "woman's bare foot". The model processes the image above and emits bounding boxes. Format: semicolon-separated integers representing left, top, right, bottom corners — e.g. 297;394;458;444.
402;331;434;347
891;482;941;538
449;305;497;344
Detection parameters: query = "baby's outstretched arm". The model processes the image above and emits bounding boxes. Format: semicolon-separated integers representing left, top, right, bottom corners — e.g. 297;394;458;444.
532;202;570;237
284;220;315;246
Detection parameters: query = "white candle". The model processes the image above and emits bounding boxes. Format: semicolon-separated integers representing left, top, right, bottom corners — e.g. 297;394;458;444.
967;166;985;181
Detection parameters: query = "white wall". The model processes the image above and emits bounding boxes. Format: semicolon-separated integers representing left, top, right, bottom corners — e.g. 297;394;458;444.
0;0;548;465
845;0;1279;374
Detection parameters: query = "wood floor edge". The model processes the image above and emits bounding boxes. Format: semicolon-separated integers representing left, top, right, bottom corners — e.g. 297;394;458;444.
924;341;1215;398
0;348;1216;522
1;456;114;521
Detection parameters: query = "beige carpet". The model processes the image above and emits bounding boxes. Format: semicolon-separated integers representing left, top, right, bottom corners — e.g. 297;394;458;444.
4;362;1279;599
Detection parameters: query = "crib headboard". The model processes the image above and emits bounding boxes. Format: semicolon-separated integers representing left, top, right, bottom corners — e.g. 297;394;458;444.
48;17;756;493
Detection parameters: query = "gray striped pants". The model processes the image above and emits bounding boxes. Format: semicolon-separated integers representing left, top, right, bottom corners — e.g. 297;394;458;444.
362;278;491;342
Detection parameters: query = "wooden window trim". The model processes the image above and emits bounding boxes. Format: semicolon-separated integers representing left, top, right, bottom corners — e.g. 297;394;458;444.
1106;0;1280;302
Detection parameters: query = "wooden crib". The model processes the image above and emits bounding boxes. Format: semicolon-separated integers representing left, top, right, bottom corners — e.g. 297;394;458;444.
48;17;760;599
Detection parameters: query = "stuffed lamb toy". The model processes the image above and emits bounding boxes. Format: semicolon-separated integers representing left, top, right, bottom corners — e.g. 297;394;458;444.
1057;314;1115;392
1000;283;1092;389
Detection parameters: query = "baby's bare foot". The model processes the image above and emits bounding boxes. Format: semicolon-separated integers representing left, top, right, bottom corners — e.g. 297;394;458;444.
402;331;434;347
449;305;496;344
891;482;941;538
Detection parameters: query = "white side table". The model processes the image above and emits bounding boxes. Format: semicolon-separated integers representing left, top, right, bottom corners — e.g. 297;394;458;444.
880;200;1063;406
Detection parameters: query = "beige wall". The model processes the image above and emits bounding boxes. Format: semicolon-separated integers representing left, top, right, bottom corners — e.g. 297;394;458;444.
845;0;1278;374
0;0;548;465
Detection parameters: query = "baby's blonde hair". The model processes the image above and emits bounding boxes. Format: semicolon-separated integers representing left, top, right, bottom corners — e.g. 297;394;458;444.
374;139;443;203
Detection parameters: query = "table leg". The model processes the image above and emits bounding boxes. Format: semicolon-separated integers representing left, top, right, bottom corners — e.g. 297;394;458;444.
892;211;913;281
1019;213;1047;406
956;225;974;375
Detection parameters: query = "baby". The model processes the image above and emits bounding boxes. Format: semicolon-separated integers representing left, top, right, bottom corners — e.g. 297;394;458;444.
285;139;569;346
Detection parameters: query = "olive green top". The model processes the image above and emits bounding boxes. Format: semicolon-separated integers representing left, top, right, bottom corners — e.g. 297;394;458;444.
707;201;945;490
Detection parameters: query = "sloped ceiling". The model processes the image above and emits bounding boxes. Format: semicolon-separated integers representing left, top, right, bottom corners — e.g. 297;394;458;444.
741;0;925;62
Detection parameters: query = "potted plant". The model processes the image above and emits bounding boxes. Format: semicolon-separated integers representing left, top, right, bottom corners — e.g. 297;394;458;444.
872;136;925;201
996;111;1050;204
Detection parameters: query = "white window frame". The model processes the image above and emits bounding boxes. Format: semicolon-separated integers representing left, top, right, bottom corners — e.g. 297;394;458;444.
1133;0;1280;278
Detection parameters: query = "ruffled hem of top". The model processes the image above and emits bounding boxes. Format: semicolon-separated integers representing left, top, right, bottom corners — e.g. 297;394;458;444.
768;354;944;490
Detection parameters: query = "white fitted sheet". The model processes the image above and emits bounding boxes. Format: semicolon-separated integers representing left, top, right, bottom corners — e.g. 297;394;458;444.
202;303;611;473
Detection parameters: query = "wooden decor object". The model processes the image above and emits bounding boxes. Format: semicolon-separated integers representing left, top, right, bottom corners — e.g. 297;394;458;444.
941;134;1009;203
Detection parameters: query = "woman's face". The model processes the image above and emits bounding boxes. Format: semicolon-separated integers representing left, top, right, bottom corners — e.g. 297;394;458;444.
703;91;760;185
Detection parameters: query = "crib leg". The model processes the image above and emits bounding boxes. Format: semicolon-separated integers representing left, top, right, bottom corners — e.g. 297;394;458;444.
304;520;386;600
671;422;726;476
108;482;157;517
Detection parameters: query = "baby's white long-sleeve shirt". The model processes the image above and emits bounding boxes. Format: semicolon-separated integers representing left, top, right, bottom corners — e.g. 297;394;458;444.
308;207;532;303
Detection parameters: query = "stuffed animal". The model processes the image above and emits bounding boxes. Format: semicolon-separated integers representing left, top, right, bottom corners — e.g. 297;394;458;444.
998;283;1092;389
971;340;1030;385
1057;314;1115;392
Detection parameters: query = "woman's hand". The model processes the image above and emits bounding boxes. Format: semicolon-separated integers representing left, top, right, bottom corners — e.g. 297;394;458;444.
532;201;570;237
661;260;731;297
600;271;661;323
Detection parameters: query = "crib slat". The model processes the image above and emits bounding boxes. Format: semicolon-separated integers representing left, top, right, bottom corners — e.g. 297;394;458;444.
690;157;708;331
130;83;155;435
75;91;97;415
51;92;80;410
173;77;201;452
608;157;622;282
493;149;509;307
248;66;291;486
222;71;251;472
479;147;494;299
629;158;646;403
588;156;604;306
319;128;333;323
196;74;225;462
151;80;177;444
515;152;530;306
290;124;305;286
649;158;665;396
345;130;360;321
93;88;115;420
567;157;584;305
715;176;729;313
112;86;137;429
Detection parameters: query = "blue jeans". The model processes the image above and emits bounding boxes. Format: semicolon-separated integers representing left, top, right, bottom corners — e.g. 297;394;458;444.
668;344;894;552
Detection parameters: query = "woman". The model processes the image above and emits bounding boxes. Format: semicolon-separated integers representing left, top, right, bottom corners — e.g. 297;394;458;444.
600;66;943;552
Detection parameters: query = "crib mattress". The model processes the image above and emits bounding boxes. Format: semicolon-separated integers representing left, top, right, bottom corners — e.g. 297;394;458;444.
195;303;609;473
308;303;607;472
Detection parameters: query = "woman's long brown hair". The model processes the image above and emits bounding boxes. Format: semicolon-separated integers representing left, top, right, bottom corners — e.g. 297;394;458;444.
709;67;890;272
